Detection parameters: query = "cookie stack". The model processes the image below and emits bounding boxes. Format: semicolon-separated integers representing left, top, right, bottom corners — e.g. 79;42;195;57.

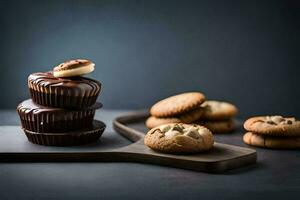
17;59;106;146
146;92;206;129
196;100;238;133
146;92;238;134
243;116;300;149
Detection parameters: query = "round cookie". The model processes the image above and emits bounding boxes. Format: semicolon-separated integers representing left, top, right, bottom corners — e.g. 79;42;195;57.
197;119;236;133
144;123;214;154
244;116;300;136
201;100;238;120
243;132;300;149
150;92;205;118
53;59;95;78
146;107;203;129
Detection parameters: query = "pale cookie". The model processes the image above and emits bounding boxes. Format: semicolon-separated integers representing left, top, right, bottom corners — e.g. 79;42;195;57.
197;119;236;133
53;59;95;78
146;107;203;129
244;116;300;136
150;92;205;118
243;132;300;149
144;123;214;154
201;100;238;120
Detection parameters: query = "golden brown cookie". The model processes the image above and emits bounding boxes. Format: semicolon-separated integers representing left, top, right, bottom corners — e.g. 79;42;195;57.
146;117;181;129
201;100;238;120
144;123;214;154
146;107;203;129
197;119;236;133
244;116;300;136
243;132;300;149
53;59;95;78
150;92;205;118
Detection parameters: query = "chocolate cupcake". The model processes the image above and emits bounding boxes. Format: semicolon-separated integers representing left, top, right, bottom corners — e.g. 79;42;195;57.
17;99;102;133
28;71;101;109
23;120;106;146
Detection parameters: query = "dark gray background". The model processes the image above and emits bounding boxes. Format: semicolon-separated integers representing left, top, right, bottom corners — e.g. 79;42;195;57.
1;0;299;118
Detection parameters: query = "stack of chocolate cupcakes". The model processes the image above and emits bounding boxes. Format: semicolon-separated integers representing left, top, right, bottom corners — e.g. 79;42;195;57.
17;59;106;146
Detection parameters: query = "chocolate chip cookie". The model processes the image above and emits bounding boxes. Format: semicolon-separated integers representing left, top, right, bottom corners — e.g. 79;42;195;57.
243;132;300;149
144;123;214;154
197;119;236;133
146;107;203;129
244;116;300;136
201;100;238;120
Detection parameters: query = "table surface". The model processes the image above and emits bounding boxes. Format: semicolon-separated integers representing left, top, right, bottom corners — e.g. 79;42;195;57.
0;110;299;200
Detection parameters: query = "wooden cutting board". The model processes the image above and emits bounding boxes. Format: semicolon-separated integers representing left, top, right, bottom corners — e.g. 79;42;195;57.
0;111;256;173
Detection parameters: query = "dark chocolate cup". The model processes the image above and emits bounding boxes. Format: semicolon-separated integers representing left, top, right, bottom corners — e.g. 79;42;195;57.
29;88;99;109
28;72;101;109
17;99;102;133
23;120;106;146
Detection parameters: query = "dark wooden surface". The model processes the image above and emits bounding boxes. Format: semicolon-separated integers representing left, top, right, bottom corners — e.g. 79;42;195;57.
0;110;299;199
0;111;256;173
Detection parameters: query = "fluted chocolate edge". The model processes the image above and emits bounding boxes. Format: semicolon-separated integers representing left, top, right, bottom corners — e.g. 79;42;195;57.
22;121;106;146
17;107;96;133
28;73;101;109
29;88;100;109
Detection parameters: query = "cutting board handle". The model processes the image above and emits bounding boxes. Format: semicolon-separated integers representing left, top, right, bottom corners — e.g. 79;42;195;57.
113;110;150;142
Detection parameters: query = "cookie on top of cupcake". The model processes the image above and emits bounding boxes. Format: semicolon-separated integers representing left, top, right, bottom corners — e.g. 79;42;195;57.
28;59;101;109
